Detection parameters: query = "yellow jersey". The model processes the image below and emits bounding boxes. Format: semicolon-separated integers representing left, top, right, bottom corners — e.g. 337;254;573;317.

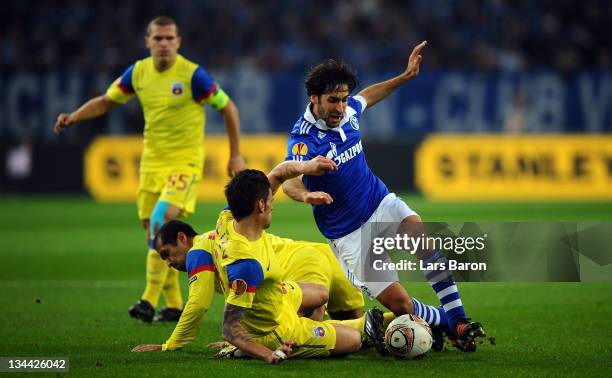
164;224;286;350
105;54;229;174
210;210;289;336
162;214;362;351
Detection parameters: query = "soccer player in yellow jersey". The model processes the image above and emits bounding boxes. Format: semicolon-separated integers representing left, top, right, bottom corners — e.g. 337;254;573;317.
129;228;365;353
133;157;388;363
274;240;365;320
53;16;246;322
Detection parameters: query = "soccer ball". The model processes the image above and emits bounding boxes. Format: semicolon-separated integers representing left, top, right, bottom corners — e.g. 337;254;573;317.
384;314;433;358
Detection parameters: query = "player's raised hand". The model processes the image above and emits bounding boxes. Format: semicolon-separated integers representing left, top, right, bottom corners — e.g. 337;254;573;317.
54;113;75;134
303;191;333;205
227;155;247;177
405;41;427;79
303;156;337;176
131;344;163;352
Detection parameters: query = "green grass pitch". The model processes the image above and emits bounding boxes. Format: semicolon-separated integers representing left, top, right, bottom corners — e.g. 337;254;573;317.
0;195;611;377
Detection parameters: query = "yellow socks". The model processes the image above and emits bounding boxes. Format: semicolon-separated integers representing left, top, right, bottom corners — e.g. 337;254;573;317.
163;266;183;309
328;311;395;337
328;316;367;337
141;249;169;307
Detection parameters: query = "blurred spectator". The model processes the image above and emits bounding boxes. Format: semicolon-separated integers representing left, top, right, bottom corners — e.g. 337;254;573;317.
1;0;609;74
503;89;531;133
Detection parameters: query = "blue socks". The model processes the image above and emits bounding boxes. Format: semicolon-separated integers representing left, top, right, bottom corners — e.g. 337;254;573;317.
422;250;466;331
411;298;447;327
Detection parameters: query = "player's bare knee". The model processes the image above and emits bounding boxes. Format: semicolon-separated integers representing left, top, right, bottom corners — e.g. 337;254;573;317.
317;286;329;305
402;214;422;223
398;215;424;236
163;204;181;222
309;306;326;321
310;283;329;305
298;282;329;308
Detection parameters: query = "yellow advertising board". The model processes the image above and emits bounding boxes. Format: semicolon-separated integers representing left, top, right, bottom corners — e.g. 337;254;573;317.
416;134;612;200
84;135;290;202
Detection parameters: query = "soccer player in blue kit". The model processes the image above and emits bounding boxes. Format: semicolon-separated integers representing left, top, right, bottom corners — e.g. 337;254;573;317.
282;41;485;352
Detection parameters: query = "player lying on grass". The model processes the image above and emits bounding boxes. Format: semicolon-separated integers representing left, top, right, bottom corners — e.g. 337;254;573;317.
132;219;450;356
131;226;370;352
132;157;388;363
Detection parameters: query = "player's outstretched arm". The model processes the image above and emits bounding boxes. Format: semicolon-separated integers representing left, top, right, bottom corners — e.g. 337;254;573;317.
163;270;215;350
54;95;119;134
217;98;246;177
222;303;295;364
282;177;333;205
267;156;337;195
357;40;427;109
131;269;215;352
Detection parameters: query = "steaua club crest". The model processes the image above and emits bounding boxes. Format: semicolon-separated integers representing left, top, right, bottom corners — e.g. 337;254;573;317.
171;82;184;96
313;326;326;337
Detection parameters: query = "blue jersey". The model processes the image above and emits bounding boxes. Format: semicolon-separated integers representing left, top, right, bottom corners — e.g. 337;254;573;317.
284;96;389;239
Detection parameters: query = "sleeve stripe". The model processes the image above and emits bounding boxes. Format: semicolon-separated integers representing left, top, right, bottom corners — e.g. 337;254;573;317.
117;64;135;93
117;83;133;94
351;95;367;113
226;259;264;288
186;249;214;277
196;82;218;102
246;286;257;293
188;264;214;278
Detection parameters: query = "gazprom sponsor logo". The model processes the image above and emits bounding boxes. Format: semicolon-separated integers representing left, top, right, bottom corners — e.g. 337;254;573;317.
330;140;363;166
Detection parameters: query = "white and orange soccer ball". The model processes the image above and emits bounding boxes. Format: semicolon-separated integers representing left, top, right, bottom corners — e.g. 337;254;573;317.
384;314;433;358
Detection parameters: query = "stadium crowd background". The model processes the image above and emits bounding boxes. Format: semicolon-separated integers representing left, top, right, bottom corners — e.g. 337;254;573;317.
3;0;610;74
1;0;611;195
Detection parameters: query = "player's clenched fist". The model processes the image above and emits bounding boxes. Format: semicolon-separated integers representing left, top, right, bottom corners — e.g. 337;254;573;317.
303;156;337;176
54;113;74;134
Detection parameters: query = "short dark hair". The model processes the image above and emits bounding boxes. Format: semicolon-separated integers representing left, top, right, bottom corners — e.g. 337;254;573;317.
225;169;270;221
304;59;358;96
147;15;179;36
155;220;197;246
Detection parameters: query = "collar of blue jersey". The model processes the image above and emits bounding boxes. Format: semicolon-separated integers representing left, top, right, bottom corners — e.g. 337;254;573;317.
303;103;351;142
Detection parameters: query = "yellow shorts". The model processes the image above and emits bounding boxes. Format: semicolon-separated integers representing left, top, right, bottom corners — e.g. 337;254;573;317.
278;242;365;314
137;169;200;220
254;281;337;358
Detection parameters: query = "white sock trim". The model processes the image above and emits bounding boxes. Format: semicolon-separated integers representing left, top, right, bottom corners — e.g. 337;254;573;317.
437;285;457;300
442;298;463;312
